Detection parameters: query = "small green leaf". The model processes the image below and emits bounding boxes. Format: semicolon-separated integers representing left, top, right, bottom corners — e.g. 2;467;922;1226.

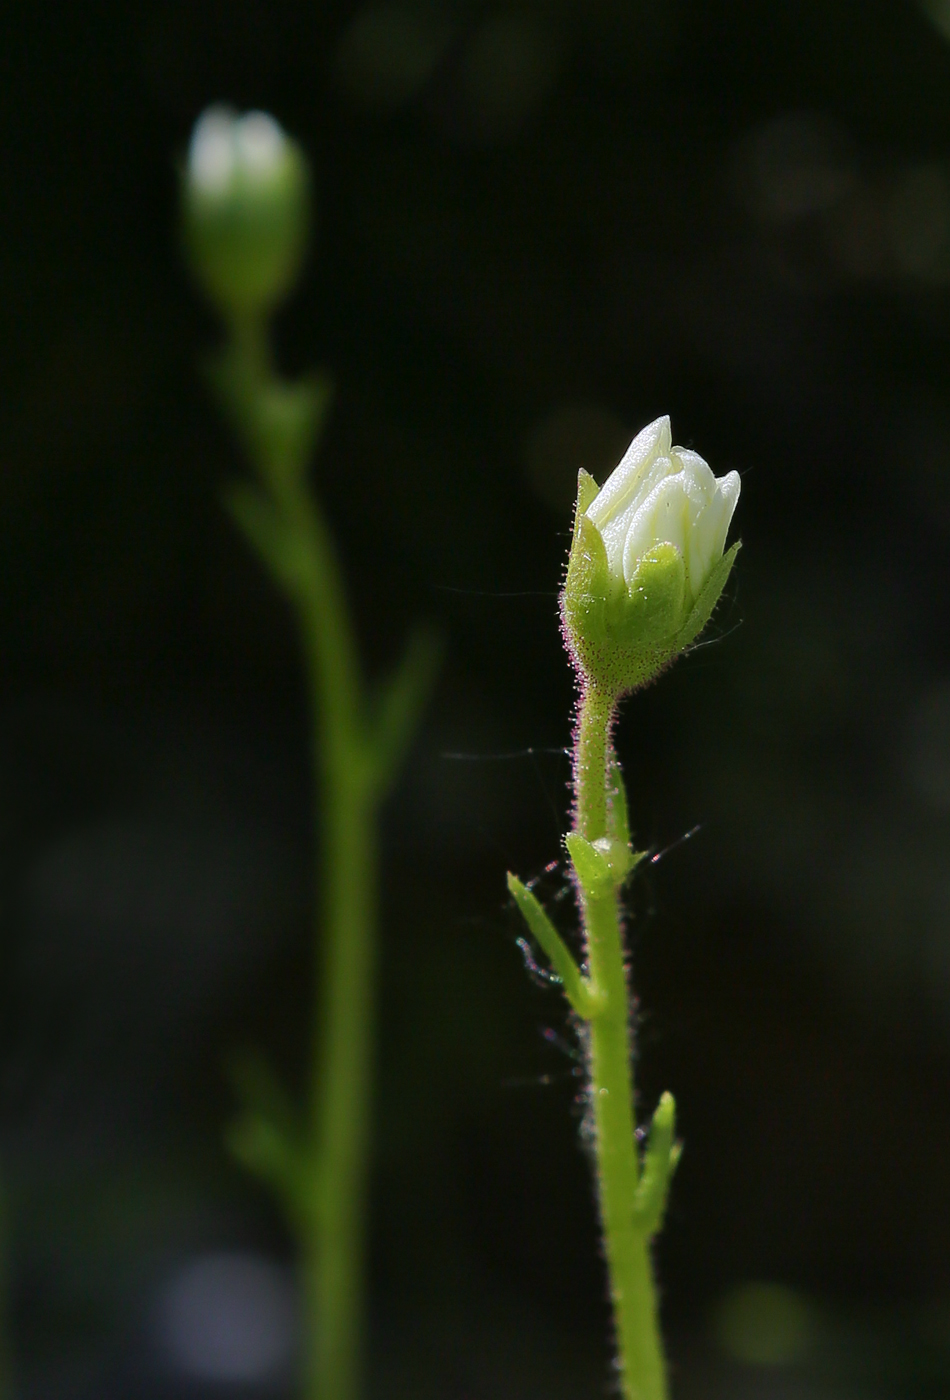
226;1051;312;1221
591;836;640;885
224;482;314;596
206;340;333;484
565;831;613;897
606;752;631;847
227;1112;297;1191
633;1091;681;1239
252;372;333;483
229;1049;298;1134
507;873;604;1019
368;627;441;796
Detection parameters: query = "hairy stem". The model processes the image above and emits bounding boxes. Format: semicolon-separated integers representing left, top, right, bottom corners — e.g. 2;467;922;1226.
574;684;668;1400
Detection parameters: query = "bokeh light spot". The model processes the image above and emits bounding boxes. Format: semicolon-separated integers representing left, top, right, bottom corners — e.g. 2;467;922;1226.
158;1251;296;1382
888;164;950;281
735;112;856;224
904;680;950;808
333;3;452;111
457;12;560;143
712;1281;816;1368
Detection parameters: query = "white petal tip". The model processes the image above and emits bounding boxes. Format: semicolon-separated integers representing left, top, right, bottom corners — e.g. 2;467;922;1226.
717;470;741;512
188;107;238;193
236;112;287;174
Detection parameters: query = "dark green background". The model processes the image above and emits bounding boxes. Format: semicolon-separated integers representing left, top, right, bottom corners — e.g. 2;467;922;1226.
3;0;950;1394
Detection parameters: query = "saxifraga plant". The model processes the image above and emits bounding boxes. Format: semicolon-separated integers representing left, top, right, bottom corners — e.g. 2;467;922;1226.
509;415;741;1400
180;107;437;1400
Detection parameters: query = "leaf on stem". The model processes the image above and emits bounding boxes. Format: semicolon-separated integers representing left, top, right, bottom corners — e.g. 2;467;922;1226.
368;627;441;797
229;1050;299;1133
227;1113;299;1202
226;1051;312;1222
224;481;313;596
251;372;333;486
565;831;613;896
506;874;603;1019
606;752;631;847
207;341;333;485
568;826;643;894
633;1090;681;1239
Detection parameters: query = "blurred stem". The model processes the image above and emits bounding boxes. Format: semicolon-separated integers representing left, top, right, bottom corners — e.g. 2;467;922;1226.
221;316;423;1400
228;309;272;381
574;683;668;1400
283;470;374;1400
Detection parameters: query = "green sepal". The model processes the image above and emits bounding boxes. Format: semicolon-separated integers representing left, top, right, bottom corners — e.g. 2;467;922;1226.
676;540;740;651
618;543;687;643
563;522;690;696
561;465;741;698
563;509;611;657
507;873;604;1019
633;1091;681;1239
574;467;601;520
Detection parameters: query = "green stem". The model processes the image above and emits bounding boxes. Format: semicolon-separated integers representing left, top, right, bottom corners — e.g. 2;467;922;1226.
574;683;668;1400
222;321;432;1400
228;310;272;382
302;770;375;1400
291;485;374;1400
238;400;374;1400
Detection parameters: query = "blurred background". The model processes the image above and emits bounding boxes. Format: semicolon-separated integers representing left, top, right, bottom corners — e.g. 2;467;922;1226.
3;0;950;1395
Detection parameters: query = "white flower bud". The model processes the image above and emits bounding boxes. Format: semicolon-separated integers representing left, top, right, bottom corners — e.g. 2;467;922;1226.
561;416;742;695
182;106;311;322
585;415;740;609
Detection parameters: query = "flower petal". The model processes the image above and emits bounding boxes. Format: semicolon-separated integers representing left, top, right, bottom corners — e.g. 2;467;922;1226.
687;471;741;595
717;469;742;518
189;106;238;194
586;416;672;530
671;448;717;501
622;471;692;585
598;453;673;577
709;468;742;553
686;497;723;592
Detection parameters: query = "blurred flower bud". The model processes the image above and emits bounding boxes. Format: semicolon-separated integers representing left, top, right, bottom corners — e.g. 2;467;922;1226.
182;106;311;323
562;416;740;695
